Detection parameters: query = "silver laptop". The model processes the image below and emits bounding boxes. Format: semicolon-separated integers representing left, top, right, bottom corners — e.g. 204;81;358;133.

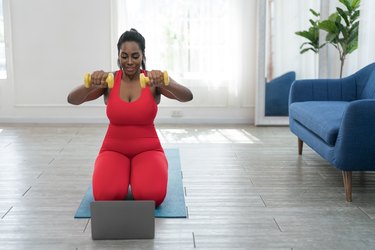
90;200;155;240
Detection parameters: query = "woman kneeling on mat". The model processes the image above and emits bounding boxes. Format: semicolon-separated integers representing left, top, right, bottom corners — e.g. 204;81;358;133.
67;29;193;207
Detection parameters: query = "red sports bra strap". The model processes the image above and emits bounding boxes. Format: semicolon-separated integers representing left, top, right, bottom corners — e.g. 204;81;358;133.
113;70;123;90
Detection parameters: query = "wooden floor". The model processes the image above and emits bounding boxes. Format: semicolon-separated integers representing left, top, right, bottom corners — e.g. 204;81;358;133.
1;124;375;249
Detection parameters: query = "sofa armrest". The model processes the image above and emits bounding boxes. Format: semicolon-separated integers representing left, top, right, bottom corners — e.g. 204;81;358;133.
289;77;357;104
334;100;375;170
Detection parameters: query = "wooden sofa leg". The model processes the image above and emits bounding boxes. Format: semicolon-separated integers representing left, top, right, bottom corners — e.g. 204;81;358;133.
342;171;352;202
298;138;303;155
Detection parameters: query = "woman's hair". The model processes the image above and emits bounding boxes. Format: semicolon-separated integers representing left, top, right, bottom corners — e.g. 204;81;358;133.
117;28;146;70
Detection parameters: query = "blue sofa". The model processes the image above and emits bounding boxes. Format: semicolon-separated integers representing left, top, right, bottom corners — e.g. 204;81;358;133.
289;62;375;202
265;71;296;116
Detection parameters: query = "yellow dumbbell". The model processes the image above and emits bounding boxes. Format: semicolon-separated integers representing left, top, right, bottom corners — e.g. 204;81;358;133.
140;71;170;88
84;73;114;89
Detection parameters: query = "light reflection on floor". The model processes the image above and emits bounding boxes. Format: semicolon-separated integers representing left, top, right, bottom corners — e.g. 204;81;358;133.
157;128;260;144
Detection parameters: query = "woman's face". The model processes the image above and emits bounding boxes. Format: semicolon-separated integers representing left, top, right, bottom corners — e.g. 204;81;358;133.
118;41;143;77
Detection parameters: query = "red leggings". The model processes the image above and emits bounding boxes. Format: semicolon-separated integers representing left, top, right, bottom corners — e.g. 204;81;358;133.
93;150;168;206
92;126;168;207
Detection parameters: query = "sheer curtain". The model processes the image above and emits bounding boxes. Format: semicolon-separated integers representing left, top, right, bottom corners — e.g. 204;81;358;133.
114;0;251;108
266;0;320;81
351;0;375;71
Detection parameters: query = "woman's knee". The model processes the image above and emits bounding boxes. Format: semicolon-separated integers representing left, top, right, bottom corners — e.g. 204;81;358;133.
92;151;130;201
131;151;168;206
131;184;167;207
93;185;129;201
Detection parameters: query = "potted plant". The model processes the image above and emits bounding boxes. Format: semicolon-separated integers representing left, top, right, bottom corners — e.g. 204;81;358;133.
319;0;360;78
296;0;360;78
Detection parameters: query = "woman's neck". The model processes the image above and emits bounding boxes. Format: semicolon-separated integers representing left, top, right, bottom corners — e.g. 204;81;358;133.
122;69;140;82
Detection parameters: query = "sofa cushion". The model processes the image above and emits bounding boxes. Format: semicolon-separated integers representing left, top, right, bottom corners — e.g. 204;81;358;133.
289;101;349;146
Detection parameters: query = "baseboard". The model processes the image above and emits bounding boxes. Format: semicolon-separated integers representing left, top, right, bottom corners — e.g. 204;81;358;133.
0;116;254;125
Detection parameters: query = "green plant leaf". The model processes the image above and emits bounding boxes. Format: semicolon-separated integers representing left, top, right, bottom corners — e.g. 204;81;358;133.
300;42;318;50
337;22;349;39
339;0;352;12
295;31;314;42
351;0;360;9
326;32;338;43
349;21;359;36
309;8;320;17
335;15;342;24
314;28;319;38
337;7;349;26
319;20;338;33
310;28;319;37
341;38;349;51
328;12;339;22
348;24;359;43
300;48;317;54
351;10;360;21
348;33;358;45
347;40;358;53
299;42;310;49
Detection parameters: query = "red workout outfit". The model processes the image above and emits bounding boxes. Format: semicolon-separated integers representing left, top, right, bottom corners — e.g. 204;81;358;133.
92;70;168;207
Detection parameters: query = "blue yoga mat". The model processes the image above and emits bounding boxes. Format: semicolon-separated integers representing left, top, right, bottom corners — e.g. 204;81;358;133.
74;148;187;218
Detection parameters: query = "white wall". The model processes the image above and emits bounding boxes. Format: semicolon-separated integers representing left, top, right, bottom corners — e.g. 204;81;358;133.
0;0;257;124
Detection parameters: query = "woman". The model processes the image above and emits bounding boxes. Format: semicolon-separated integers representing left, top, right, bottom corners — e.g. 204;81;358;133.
68;29;193;206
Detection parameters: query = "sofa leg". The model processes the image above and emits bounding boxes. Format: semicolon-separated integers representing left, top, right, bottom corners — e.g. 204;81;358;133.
342;171;352;202
298;138;303;155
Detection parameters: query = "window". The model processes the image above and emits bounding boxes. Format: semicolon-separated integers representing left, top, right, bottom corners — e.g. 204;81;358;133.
116;0;252;108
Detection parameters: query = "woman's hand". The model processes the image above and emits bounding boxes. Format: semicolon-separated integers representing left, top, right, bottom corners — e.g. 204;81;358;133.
67;70;109;105
90;70;110;88
147;70;168;88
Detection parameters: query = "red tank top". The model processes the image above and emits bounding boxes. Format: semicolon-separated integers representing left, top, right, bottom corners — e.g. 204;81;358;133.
106;70;157;126
100;70;162;156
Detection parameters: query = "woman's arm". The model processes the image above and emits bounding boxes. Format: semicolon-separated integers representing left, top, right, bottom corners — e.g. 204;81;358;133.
158;77;193;102
147;70;193;102
67;71;109;105
67;85;106;105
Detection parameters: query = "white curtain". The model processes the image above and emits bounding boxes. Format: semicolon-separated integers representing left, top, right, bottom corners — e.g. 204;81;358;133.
356;0;375;69
116;0;250;108
267;0;320;80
